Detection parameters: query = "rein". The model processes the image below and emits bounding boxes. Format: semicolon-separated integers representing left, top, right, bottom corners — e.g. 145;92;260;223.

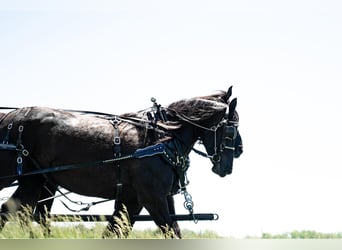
42;187;111;213
0;107;167;135
0;143;166;180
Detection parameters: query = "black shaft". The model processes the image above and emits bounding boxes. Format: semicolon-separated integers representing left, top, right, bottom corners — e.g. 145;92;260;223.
0;213;218;222
47;213;218;221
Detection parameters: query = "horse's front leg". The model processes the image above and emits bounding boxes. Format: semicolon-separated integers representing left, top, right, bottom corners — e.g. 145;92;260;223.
131;158;179;238
103;185;143;238
167;195;181;238
142;194;178;238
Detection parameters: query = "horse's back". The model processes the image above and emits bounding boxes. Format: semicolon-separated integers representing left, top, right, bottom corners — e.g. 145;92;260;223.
0;106;115;162
0;106;113;132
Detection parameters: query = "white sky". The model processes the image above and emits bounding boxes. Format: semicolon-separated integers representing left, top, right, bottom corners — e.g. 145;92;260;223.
1;0;342;238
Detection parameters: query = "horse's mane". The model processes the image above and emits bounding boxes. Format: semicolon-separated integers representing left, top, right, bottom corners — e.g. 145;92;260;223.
197;90;227;102
165;91;228;130
167;92;227;120
198;90;239;123
121;91;228;131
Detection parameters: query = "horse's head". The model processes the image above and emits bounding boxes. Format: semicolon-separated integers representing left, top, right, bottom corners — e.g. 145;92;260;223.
165;86;243;177
199;87;243;177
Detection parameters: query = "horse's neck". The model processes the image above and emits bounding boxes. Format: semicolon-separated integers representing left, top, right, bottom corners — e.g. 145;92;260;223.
172;126;198;156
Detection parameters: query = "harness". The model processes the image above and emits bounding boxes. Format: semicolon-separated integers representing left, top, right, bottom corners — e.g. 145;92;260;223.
163;137;190;193
0;100;236;218
0;122;29;177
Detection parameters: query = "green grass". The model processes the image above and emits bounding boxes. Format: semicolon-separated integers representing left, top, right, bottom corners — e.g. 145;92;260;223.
0;207;221;239
4;207;341;239
0;222;221;239
260;230;342;239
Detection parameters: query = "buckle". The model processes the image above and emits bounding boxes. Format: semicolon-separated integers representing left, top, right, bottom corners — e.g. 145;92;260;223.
114;136;121;145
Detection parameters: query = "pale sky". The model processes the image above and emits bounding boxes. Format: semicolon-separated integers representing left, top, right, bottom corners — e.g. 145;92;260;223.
1;0;342;237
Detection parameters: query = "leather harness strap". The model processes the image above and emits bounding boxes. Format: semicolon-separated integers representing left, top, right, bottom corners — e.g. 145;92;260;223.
110;116;123;210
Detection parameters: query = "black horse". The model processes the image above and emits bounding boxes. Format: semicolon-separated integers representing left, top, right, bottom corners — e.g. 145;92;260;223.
0;87;242;238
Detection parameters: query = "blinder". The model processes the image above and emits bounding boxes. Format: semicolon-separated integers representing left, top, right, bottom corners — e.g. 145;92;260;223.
211;122;236;161
221;120;238;146
224;124;237;141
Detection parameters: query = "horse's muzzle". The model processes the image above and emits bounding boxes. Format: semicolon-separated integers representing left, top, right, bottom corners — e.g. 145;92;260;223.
211;164;228;177
234;145;243;158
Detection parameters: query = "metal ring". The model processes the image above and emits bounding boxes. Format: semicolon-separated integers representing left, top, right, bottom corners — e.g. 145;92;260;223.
16;144;24;151
212;154;221;163
7;123;13;129
213;213;219;220
18;125;24;132
17;157;23;164
22;149;29;156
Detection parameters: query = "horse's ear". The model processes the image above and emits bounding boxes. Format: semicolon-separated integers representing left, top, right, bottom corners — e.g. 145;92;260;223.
228;98;237;120
222;86;233;103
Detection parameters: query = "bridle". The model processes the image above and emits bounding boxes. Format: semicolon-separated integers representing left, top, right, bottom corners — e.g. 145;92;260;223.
199;120;238;168
170;111;238;164
210;120;238;163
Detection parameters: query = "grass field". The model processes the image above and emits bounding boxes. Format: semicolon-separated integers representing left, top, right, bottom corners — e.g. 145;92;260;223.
1;208;342;239
0;222;221;239
0;208;221;239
